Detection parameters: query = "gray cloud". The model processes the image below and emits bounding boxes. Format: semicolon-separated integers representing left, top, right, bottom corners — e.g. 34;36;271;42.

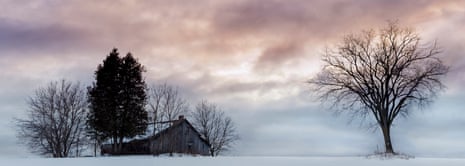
254;42;304;73
0;20;90;55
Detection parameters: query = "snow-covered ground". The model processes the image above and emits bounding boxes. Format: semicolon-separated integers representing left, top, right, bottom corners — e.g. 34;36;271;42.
2;156;465;166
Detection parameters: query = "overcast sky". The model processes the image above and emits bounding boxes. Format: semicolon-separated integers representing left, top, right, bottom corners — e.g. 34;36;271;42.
1;0;465;157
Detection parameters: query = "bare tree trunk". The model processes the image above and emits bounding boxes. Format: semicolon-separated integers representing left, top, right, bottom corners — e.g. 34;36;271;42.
94;140;97;157
381;125;394;154
119;137;124;154
75;137;79;157
210;149;215;157
112;137;117;154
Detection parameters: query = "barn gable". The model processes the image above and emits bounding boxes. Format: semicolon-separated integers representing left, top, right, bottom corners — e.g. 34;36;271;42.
148;117;210;156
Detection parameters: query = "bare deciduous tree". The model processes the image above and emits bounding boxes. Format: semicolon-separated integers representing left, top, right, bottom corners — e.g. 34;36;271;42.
191;100;239;156
148;83;189;133
16;80;88;157
308;22;448;154
148;83;189;155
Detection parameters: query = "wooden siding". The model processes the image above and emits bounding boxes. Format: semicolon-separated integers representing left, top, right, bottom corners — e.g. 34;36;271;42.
150;120;210;156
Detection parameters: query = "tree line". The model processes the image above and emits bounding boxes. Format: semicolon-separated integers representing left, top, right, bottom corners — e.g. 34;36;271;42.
16;48;238;158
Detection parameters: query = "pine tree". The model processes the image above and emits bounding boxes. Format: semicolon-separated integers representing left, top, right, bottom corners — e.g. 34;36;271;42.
119;53;148;142
87;48;148;154
88;49;121;151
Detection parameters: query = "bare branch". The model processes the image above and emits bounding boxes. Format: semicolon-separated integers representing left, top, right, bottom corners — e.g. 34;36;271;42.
308;22;448;154
16;80;88;157
190;100;239;156
147;83;189;133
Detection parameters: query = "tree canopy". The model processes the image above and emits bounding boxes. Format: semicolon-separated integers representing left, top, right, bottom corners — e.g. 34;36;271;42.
16;80;87;157
87;48;148;153
308;22;448;154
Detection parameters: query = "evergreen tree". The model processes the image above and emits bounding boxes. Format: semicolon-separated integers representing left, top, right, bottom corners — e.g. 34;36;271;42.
119;53;148;141
87;48;148;154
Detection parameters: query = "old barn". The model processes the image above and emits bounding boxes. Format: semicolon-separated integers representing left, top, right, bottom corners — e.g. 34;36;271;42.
101;116;211;156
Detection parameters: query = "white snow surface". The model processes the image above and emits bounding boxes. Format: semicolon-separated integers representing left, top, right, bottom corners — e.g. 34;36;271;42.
2;156;465;166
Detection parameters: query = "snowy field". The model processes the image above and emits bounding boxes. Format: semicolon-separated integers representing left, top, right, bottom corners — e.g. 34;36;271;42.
3;156;465;166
